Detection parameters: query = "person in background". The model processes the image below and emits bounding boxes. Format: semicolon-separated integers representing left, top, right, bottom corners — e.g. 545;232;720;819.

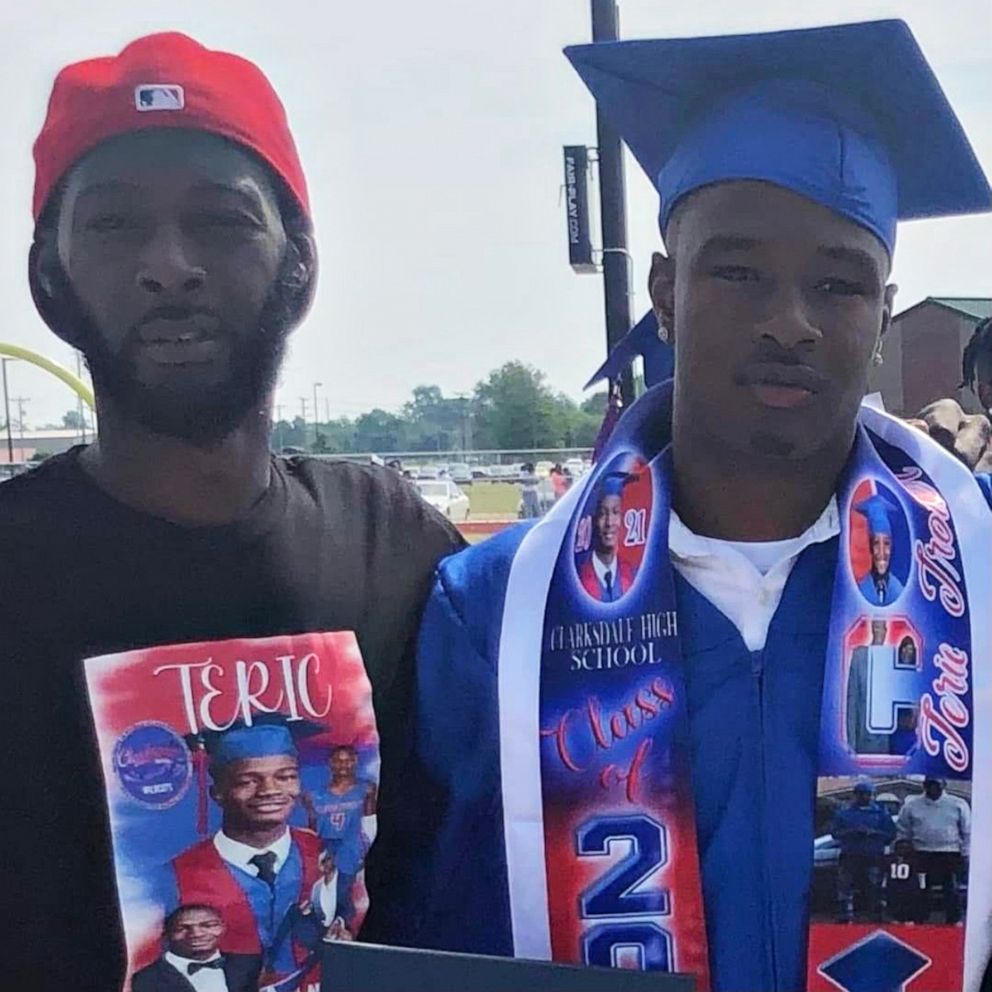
830;781;896;923
550;463;568;502
897;777;970;925
912;317;992;474
303;744;376;930
961;316;992;413
304;851;353;942
519;462;541;518
885;838;928;925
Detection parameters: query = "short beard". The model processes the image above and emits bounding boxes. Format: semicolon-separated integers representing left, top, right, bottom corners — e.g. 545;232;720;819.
77;255;299;448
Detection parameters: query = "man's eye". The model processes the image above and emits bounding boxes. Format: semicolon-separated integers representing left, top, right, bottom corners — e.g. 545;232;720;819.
193;211;258;228
818;277;866;296
711;265;759;283
86;214;130;232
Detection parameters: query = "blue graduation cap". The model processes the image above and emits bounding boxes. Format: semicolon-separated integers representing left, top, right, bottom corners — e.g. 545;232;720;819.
187;714;323;770
595;470;636;502
584;310;674;391
854;493;899;537
565;20;991;254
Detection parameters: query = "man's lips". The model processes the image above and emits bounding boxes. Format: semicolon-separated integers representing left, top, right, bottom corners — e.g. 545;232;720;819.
137;312;224;365
736;363;827;410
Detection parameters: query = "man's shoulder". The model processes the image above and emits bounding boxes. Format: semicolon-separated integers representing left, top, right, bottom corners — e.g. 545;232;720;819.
281;456;463;550
434;521;534;617
290;826;322;855
0;451;83;528
171;835;217;868
130;957;169;989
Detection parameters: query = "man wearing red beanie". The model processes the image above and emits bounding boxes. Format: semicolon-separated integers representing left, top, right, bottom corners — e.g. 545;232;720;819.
0;34;462;990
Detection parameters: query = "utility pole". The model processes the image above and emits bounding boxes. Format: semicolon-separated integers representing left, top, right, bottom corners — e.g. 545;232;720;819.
312;381;323;450
299;397;309;431
13;396;28;447
274;403;285;452
591;0;634;408
1;358;14;465
76;352;88;443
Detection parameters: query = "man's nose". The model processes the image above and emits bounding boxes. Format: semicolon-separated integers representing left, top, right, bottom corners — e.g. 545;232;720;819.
135;225;206;295
752;288;822;351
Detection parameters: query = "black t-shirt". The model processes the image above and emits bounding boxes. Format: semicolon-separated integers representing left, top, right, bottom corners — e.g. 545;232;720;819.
0;451;463;990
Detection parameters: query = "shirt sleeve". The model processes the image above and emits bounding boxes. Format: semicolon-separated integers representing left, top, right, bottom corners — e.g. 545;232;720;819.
974;473;992;510
896;801;912;841
959;799;972;857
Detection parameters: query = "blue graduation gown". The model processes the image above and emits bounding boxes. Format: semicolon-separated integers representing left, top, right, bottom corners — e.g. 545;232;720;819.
400;524;833;991
397;472;992;990
856;570;905;606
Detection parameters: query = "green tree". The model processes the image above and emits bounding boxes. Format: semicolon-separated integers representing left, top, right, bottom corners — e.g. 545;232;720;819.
472;362;558;449
402;384;464;451
353;409;407;452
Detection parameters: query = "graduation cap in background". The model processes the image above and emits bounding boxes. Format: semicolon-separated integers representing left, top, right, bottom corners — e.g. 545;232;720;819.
570;19;991;395
185;715;325;837
584;310;674;392
854;493;900;538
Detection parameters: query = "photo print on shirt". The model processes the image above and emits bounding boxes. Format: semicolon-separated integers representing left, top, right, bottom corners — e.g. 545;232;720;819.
84;632;380;992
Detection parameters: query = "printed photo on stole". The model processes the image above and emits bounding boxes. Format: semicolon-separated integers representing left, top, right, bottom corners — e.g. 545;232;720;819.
809;465;973;992
84;632;380;992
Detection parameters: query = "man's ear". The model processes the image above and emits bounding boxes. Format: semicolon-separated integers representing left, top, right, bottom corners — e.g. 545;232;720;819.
880;283;898;342
648;251;675;342
28;231;85;349
283;229;318;327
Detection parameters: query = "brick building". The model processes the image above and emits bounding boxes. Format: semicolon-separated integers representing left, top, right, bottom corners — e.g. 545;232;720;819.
869;297;991;416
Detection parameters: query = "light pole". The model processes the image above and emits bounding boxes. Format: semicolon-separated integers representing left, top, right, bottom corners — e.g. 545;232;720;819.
591;0;634;408
312;381;323;450
1;357;15;466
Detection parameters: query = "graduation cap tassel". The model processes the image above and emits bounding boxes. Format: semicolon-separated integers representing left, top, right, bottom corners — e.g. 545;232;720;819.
192;743;209;838
591;381;623;464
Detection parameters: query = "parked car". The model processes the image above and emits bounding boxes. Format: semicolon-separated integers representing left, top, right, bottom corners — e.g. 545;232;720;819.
416;465;440;480
415;480;471;522
565;457;586;478
535;460;554;479
449;463;473;485
471;466;491;480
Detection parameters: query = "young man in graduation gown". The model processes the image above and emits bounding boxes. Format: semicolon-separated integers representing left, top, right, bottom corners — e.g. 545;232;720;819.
0;34;463;989
163;724;322;986
853;494;904;605
393;20;992;992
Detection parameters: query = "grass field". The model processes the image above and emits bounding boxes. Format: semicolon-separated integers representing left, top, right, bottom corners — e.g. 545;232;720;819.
467;481;519;518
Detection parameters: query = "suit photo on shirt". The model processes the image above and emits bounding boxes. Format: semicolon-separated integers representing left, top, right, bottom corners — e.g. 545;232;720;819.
847;481;911;608
131;904;260;992
573;454;651;604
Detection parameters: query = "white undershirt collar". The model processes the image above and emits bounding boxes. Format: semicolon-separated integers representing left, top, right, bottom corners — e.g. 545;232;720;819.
669;497;840;651
213;828;291;876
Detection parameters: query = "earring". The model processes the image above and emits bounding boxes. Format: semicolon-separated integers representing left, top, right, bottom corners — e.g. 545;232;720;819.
285;263;309;290
657;321;669;344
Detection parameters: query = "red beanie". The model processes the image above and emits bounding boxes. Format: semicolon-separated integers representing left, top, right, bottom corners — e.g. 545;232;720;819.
32;32;310;221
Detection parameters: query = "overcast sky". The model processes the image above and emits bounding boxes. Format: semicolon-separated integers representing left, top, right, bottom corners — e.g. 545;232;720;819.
1;0;990;427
